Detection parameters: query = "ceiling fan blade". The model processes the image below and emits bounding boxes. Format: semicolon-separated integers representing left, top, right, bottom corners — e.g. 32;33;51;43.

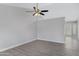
33;7;37;12
40;12;45;15
33;7;36;9
25;11;34;12
33;13;36;16
41;10;48;12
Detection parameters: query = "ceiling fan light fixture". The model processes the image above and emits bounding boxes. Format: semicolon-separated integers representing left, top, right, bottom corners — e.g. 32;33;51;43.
34;13;41;16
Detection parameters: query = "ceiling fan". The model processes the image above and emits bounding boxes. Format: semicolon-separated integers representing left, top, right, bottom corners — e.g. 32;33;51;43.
26;3;48;16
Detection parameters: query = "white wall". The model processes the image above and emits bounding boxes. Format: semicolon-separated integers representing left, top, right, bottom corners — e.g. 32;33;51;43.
38;17;65;43
0;4;36;51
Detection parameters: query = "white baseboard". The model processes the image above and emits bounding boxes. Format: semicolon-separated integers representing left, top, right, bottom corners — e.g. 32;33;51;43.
0;39;36;52
37;38;65;44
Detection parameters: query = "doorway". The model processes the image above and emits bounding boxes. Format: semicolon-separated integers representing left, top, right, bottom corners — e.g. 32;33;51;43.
65;21;78;39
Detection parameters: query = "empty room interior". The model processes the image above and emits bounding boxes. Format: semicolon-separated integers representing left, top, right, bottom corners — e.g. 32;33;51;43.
0;3;79;56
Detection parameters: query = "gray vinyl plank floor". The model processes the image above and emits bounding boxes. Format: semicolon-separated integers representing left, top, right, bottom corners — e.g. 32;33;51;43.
0;37;79;56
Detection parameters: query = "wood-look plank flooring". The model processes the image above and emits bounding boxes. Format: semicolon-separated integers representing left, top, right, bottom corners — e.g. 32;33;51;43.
0;37;79;56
